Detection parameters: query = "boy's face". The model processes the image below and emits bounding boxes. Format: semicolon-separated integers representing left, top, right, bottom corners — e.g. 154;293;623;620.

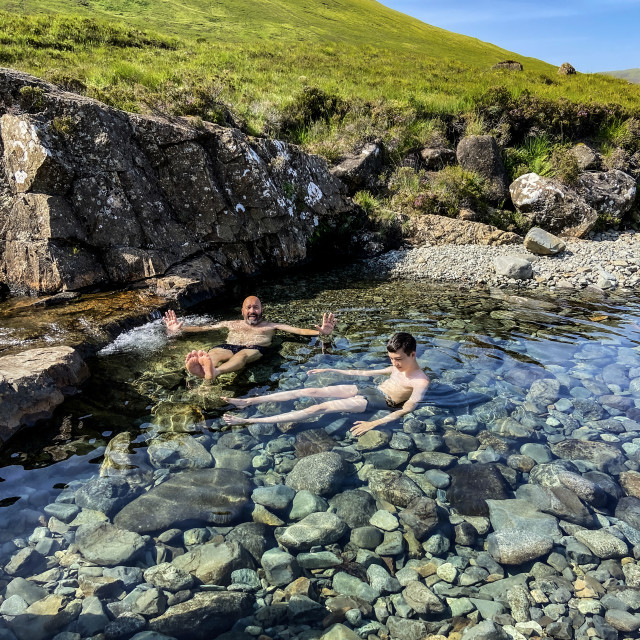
388;349;416;372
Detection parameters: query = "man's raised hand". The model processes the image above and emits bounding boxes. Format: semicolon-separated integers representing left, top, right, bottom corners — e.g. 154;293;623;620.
315;312;337;336
163;310;184;335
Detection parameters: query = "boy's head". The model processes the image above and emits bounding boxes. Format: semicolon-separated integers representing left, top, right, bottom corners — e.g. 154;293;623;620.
386;332;417;356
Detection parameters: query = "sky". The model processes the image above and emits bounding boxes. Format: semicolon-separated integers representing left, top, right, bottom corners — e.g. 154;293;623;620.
378;0;639;73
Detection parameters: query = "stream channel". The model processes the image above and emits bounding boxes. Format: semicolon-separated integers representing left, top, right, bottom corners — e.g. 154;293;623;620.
1;267;640;636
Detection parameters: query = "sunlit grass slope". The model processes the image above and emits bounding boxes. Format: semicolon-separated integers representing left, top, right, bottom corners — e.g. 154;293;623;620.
1;0;639;153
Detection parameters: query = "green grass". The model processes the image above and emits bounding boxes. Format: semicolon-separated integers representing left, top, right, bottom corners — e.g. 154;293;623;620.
1;2;639;156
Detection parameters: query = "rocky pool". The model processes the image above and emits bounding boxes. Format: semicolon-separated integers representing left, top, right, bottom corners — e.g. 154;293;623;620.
1;273;640;640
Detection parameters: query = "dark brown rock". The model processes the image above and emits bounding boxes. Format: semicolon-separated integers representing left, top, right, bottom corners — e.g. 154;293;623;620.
446;464;513;516
456;135;509;204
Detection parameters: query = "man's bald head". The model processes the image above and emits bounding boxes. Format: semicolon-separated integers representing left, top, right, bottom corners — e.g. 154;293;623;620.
241;296;263;325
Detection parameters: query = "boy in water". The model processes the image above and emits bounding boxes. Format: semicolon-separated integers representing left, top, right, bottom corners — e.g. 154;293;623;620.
221;332;429;436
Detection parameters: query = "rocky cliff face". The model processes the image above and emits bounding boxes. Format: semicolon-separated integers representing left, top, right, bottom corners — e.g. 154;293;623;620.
0;69;352;300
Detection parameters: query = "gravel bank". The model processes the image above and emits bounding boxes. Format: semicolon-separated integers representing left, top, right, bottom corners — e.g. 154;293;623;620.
368;230;640;293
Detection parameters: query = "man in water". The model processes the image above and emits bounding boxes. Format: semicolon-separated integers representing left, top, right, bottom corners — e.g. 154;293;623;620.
221;332;429;436
164;296;337;382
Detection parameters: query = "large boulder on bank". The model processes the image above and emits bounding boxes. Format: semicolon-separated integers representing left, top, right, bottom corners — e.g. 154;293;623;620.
524;227;566;255
330;142;384;193
0;68;352;299
0;346;89;444
509;173;598;237
456;135;509;204
575;170;637;225
406;214;521;247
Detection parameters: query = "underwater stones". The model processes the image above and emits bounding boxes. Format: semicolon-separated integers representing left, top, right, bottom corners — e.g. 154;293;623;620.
329;489;377;528
294;430;336;457
226;522;275;563
149;592;253;640
486;530;553;565
251;484;295;511
367;470;424;508
113;468;251;533
574;529;629;559
147;433;212;471
550;439;626;473
332;572;380;603
4;548;47;577
172;540;252;585
619;471;640;498
486;499;561;538
290;490;329;520
402;581;445;615
409;451;456;469
446;464;512;517
75;522;146;566
525;378;561;408
285;451;347;496
275;512;347;551
356;430;391;451
261;548;300;586
398;497;439;540
143;563;194;592
515;484;593;526
210;444;253;471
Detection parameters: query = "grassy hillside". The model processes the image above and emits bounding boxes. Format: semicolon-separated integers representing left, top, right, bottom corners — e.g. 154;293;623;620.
602;69;640;84
1;1;639;166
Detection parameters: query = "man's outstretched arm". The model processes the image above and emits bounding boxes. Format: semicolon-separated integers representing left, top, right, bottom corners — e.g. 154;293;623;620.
350;380;430;436
308;366;393;377
272;312;337;337
163;310;227;336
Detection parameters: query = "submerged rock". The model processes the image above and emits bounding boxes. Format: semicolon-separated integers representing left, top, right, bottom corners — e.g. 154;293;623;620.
113;468;251;533
446;464;512;516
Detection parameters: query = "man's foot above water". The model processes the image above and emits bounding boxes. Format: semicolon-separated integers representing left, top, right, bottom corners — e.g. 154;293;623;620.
185;350;218;380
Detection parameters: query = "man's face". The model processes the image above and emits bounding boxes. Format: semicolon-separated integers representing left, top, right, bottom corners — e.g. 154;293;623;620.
242;297;263;325
388;349;416;372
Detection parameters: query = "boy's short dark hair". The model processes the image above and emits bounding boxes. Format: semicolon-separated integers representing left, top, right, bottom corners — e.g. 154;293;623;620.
387;332;416;355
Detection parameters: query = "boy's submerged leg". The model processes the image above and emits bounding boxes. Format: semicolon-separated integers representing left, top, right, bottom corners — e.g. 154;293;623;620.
223;396;367;425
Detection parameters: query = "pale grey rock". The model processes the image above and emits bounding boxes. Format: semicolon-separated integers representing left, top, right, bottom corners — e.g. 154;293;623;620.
75;522;146;566
147;433;212;470
289;490;328;520
402;581;445;614
523;227;566;255
171;540;253;585
486;529;554;565
510;173;598;237
494;256;532;280
261;548;300;586
285;451;347;496
143;562;194;592
276;512;347;551
574;529;629;559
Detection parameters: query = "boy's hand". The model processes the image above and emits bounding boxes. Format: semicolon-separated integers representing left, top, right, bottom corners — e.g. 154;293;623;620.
163;310;184;334
350;420;378;436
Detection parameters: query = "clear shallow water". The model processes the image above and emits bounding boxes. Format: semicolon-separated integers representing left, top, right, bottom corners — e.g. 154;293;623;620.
1;273;640;543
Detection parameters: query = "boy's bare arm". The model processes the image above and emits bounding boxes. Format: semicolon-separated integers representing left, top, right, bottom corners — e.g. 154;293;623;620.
350;379;429;435
307;366;393;377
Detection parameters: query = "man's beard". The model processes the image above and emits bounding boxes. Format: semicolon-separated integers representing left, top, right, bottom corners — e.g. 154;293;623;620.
245;314;262;325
